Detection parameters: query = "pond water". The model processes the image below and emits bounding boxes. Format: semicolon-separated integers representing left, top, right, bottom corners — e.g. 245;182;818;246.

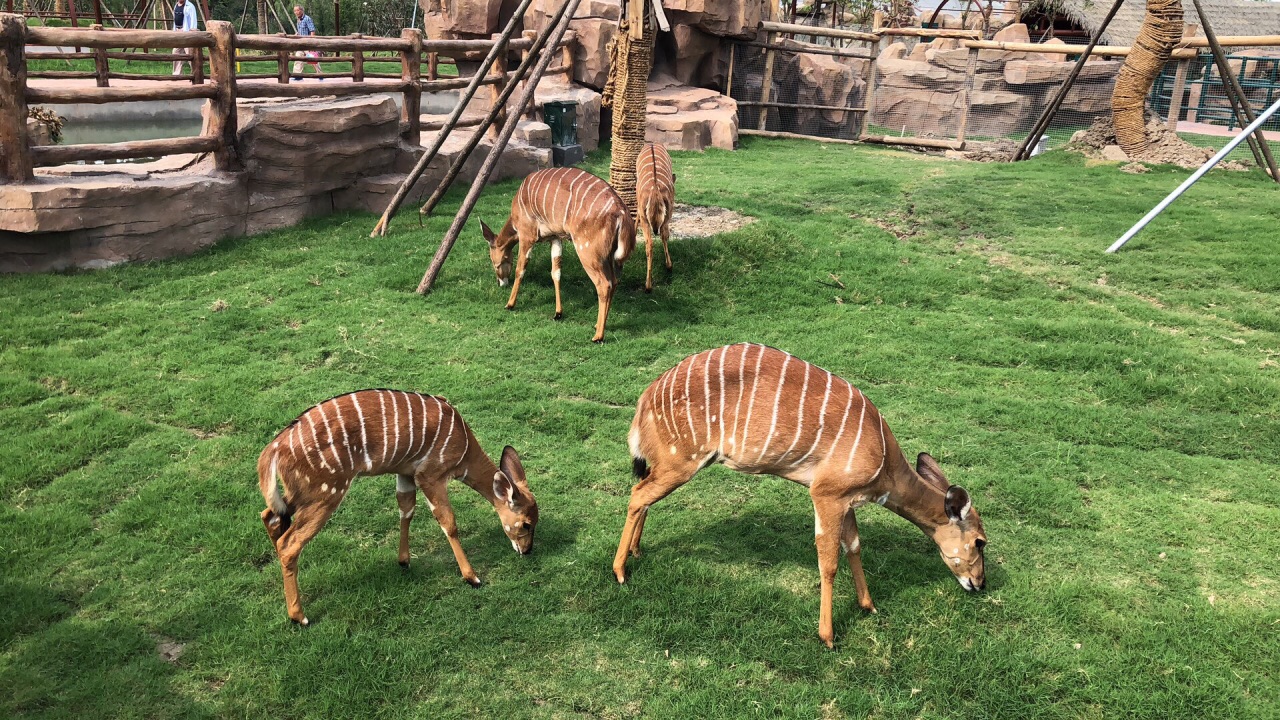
60;118;206;146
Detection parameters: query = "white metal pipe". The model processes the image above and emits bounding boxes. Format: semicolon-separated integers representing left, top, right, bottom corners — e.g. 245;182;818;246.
1107;95;1280;253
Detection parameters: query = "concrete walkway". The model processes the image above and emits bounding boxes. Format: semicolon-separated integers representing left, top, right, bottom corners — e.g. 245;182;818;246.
1175;120;1280;141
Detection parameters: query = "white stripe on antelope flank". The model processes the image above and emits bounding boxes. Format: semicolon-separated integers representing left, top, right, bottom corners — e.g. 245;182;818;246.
351;393;372;471
757;353;793;462
682;355;697;447
438;404;457;463
872;414;887;480
401;391;416;466
844;389;868;473
377;391;389;466
792;369;834;468
315;401;345;471
303;413;329;471
418;394;436;459
827;380;856;457
729;344;749;449
330;397;354;471
740;344;766;456
781;361;813;459
717;345;728;453
389;390;402;467
702;348;715;450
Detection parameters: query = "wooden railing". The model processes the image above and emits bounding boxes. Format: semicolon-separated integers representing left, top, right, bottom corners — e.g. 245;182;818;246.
0;13;575;183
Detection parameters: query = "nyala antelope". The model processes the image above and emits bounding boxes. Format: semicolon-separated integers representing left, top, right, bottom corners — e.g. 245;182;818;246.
258;389;538;625
480;167;636;343
635;142;675;292
617;344;987;648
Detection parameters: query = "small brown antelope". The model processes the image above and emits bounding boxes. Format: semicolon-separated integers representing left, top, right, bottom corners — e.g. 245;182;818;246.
480;167;637;343
257;389;538;625
617;344;987;648
635;142;675;292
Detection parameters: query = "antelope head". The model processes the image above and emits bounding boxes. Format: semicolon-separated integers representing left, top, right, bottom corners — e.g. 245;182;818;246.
491;446;538;554
480;219;514;287
916;453;987;592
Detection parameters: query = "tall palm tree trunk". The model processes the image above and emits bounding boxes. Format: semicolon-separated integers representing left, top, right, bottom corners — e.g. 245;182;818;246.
1111;0;1183;156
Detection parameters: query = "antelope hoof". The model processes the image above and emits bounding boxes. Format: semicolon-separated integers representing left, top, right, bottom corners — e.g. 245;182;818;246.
291;615;310;627
399;559;410;569
613;566;628;584
465;576;483;588
644;285;653;294
665;261;673;271
629;547;642;558
592;336;605;344
553;312;563;321
505;304;516;311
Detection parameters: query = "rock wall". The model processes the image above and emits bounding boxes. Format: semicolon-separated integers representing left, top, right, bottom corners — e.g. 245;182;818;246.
1;96;552;273
871;25;1121;138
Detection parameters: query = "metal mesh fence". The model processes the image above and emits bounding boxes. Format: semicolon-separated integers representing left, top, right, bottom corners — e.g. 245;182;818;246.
729;29;1280;167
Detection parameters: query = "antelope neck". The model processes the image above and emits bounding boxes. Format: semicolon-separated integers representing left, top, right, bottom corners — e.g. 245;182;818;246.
878;454;950;535
455;444;503;506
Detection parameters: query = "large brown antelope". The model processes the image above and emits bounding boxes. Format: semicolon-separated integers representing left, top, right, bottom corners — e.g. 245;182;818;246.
616;344;987;648
481;167;637;343
635;142;674;292
257;389;538;625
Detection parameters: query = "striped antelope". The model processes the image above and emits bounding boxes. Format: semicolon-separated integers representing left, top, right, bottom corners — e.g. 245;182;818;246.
258;389;538;625
635;142;675;292
616;344;987;648
480;167;637;343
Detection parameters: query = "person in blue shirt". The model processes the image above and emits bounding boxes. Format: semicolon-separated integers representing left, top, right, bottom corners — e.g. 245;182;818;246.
292;5;321;80
171;0;199;76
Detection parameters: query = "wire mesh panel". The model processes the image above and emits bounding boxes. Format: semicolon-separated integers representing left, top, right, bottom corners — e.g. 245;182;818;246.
730;36;875;141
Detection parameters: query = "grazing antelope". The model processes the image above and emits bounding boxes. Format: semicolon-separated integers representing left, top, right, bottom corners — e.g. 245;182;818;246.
480;167;637;343
258;389;538;625
635;142;675;292
616;344;987;648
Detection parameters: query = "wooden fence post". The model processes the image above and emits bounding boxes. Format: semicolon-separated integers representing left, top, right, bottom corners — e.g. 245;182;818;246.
0;13;32;184
954;45;978;145
276;32;288;82
757;31;776;131
428;51;438;81
488;32;508;137
91;23;109;86
351;33;364;82
207;20;238;170
860;36;880;139
1;13;30;181
401;27;422;145
191;45;205;84
1166;26;1197;131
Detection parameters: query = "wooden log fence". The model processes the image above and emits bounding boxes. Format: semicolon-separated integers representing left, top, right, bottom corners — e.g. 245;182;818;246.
2;13;577;181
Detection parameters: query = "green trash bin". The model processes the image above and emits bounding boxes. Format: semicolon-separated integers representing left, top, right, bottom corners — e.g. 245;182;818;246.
542;100;584;166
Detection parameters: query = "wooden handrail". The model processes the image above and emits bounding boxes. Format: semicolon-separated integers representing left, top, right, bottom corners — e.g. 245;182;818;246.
31;135;219;165
27;83;219;104
759;20;877;42
28;25;214;48
237;33;410;52
962;39;1197;59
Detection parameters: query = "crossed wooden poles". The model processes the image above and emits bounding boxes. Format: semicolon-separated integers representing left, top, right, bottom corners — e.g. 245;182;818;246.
1017;0;1278;183
370;0;585;296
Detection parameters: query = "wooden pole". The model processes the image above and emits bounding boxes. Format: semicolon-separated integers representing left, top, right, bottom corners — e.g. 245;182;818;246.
416;0;583;293
207;20;239;171
276;32;288;82
1014;0;1125;161
1166;26;1196;131
0;13;32;184
333;0;339;35
1189;0;1279;181
256;0;266;34
757;32;776;131
416;29;575;219
860;35;879;139
91;23;109;86
487;32;508;138
351;33;364;81
93;0;102;24
954;45;978;144
427;50;438;80
725;41;734;96
370;0;543;237
401;28;423;145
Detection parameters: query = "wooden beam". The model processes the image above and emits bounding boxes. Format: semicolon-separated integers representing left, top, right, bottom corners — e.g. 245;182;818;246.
401;27;422;145
27;25;214;47
760;20;876;42
31;135;219;165
860;134;965;150
27;82;218;103
206;20;238;171
238;80;410;98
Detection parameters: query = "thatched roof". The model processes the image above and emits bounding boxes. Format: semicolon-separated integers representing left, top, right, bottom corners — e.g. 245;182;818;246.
1022;0;1280;46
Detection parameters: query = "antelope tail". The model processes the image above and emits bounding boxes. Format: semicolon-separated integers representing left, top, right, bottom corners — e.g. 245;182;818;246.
628;416;650;479
260;452;290;516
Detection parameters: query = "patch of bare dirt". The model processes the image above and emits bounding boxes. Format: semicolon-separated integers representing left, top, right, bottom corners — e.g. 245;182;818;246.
948;139;1020;163
1067;115;1252;171
669;204;756;239
155;636;185;664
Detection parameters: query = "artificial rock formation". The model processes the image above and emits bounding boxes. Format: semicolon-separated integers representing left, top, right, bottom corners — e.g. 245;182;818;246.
646;75;737;151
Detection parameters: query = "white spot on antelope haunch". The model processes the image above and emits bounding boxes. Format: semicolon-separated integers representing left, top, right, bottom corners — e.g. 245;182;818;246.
321;483;329;492
814;509;824;537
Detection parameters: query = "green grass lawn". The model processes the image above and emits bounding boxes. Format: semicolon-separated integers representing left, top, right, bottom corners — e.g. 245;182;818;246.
2;140;1278;718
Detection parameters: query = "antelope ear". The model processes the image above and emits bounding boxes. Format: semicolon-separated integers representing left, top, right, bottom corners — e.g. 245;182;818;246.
500;446;528;488
493;472;517;508
944;486;973;523
916;452;950;490
480;219;497;246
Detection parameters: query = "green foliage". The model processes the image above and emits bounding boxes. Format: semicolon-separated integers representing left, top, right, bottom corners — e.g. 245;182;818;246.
1;141;1278;718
